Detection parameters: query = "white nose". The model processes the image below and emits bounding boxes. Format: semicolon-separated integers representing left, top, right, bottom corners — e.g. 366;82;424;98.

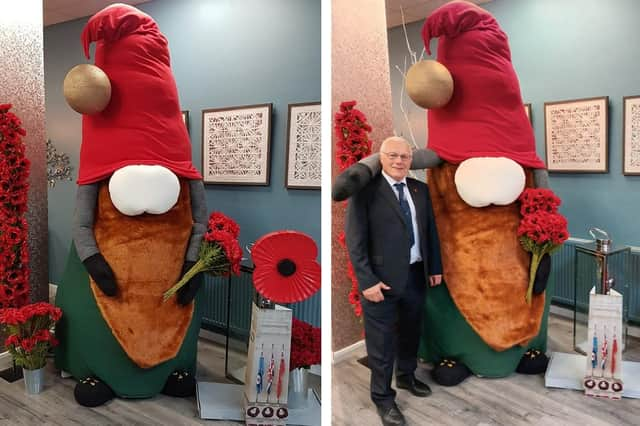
454;157;525;208
108;165;180;216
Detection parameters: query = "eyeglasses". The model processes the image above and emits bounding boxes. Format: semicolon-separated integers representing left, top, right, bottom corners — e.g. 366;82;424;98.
381;151;412;161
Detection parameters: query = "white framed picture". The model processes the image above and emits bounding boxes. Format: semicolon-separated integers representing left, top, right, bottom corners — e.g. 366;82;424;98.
544;96;608;173
623;95;640;175
201;103;272;185
285;102;321;189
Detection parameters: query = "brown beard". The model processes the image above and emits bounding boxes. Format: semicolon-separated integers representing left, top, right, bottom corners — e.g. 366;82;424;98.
428;162;545;351
89;179;194;368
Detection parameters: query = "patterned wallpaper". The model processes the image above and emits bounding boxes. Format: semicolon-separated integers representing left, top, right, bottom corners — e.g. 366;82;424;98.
0;1;48;302
331;0;395;351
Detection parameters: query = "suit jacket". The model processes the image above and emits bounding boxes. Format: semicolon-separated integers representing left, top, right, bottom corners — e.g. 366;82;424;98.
345;175;442;296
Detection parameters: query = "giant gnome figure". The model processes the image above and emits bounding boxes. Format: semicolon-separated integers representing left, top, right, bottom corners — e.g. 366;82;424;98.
333;1;554;386
55;4;208;407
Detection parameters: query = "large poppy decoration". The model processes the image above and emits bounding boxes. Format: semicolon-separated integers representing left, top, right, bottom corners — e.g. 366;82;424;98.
251;231;320;303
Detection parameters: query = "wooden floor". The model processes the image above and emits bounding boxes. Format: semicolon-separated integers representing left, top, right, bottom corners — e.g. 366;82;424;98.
0;340;253;425
332;314;640;426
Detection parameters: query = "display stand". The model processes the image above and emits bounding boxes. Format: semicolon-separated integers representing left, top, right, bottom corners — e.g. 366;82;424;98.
242;302;292;425
582;289;624;398
197;382;321;425
545;352;640;399
197;301;323;424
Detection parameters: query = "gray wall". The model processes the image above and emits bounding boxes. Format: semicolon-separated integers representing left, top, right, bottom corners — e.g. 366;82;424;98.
45;0;321;284
388;0;640;247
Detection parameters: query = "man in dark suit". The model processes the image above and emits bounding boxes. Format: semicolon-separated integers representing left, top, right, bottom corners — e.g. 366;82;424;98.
345;136;443;426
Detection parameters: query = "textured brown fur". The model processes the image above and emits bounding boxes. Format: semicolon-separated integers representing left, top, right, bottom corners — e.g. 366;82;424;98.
90;180;194;368
428;163;545;351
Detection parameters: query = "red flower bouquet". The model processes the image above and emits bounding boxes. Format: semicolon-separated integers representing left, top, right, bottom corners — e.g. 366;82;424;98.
290;318;321;370
163;211;242;302
0;104;31;309
517;188;569;304
334;101;373;318
0;302;62;370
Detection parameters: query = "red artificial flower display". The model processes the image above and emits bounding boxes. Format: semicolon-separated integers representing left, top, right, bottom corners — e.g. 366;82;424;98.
163;211;242;301
334;100;373;171
0;104;31;308
334;101;374;318
289;317;321;370
517;188;569;304
0;302;62;370
251;231;320;303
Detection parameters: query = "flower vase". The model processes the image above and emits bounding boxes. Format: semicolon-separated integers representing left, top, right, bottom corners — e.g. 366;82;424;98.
23;367;45;394
288;367;309;409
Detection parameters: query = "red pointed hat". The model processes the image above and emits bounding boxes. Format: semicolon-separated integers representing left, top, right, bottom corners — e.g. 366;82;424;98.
421;1;545;168
77;3;201;184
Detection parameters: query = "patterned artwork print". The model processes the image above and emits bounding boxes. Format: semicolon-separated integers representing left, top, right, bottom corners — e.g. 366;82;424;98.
545;98;607;172
288;107;321;187
549;104;601;165
625;98;640;174
202;106;270;184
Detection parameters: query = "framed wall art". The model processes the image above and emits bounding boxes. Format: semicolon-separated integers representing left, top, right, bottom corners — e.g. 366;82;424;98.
201;103;272;185
285;102;321;189
544;96;608;173
524;103;532;124
623;96;640;175
181;110;189;134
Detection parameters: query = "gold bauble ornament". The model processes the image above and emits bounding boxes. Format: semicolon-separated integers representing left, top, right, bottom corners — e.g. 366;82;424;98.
63;64;111;115
405;60;454;109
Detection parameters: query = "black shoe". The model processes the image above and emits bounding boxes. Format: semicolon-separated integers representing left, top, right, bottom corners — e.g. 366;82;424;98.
516;349;549;374
396;375;432;397
162;369;196;397
376;403;406;426
432;358;472;386
74;376;115;407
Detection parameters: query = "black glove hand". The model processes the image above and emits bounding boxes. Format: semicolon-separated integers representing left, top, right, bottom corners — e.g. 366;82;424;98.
83;253;118;297
332;163;372;201
532;254;551;295
177;260;200;306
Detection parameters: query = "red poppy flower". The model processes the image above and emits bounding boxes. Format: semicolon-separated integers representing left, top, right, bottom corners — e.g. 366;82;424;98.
207;212;240;238
251;231;320;303
4;334;19;347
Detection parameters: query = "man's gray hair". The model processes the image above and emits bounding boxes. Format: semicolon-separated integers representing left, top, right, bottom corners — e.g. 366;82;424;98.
380;136;412;152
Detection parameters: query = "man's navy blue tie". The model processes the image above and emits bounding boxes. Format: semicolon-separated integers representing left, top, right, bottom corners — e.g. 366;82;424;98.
393;183;415;248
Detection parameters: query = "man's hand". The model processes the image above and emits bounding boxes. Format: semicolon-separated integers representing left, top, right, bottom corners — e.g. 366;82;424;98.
362;282;391;303
429;274;442;287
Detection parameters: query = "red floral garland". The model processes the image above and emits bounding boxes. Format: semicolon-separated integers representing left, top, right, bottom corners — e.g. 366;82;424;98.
334;101;373;317
0;104;31;308
334;100;373;171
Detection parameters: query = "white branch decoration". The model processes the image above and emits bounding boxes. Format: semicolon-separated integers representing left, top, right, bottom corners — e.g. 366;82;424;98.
392;7;427;181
